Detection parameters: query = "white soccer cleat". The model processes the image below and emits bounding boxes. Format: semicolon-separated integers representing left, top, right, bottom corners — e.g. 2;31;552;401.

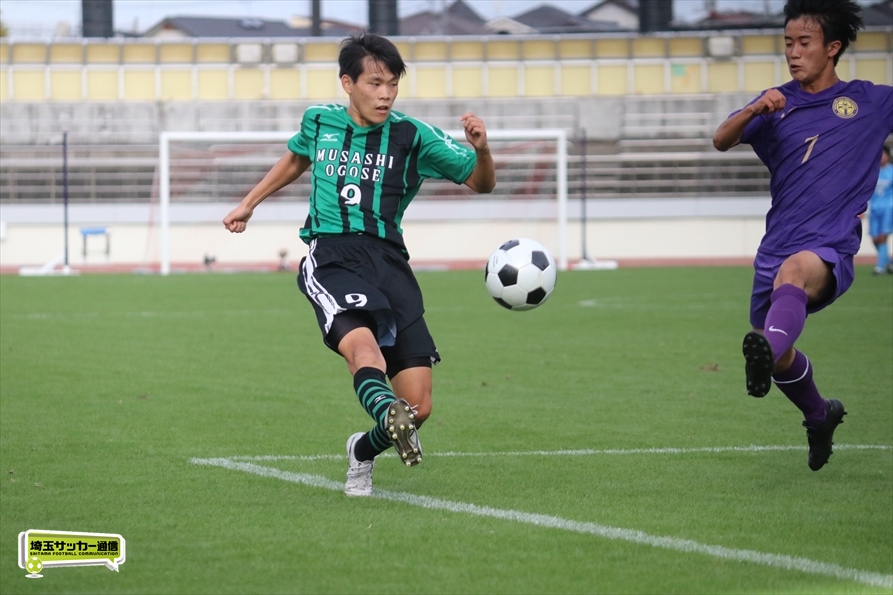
344;432;374;496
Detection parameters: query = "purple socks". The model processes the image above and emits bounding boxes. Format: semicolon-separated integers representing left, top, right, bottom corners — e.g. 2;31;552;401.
763;284;808;362
765;284;826;425
772;350;827;425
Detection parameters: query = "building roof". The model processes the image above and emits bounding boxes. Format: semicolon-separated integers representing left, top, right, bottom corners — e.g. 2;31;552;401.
484;16;536;35
510;5;625;33
579;0;639;18
444;0;486;24
400;12;491;35
513;5;578;29
399;0;489;36
143;16;297;38
691;10;784;30
288;21;365;38
862;0;893;27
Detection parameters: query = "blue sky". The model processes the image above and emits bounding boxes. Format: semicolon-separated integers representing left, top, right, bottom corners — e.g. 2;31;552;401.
0;0;802;37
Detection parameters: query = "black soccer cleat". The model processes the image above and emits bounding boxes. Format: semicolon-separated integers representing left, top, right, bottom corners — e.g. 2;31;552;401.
742;331;774;398
804;399;846;472
387;398;422;467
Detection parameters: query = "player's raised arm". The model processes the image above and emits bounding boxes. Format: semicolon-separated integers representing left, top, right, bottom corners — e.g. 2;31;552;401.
223;152;311;233
459;112;496;194
713;88;786;151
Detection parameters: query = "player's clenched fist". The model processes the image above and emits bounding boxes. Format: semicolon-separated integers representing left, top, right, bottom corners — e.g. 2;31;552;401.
750;88;786;116
223;205;253;233
460;112;488;151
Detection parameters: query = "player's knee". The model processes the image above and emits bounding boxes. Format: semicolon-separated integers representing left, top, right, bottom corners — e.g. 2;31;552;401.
775;261;807;288
396;388;432;425
776;253;822;289
413;397;432;424
341;337;386;374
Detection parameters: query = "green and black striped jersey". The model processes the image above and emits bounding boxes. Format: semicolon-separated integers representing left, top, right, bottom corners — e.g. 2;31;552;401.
288;104;477;252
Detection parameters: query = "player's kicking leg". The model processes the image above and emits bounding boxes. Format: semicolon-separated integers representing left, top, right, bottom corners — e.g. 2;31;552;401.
344;365;399;496
387;362;432;467
319;307;434;493
344;398;422;495
344;393;421;497
341;354;432;494
343;357;429;493
748;253;850;470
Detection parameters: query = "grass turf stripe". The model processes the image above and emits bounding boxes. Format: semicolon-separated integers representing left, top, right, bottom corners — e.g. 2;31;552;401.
191;456;893;589
227;443;892;462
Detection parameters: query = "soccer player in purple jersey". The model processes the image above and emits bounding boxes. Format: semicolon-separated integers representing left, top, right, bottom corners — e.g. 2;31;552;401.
713;0;893;471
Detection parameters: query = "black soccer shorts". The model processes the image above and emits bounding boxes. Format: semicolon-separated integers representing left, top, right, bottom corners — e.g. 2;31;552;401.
297;234;440;372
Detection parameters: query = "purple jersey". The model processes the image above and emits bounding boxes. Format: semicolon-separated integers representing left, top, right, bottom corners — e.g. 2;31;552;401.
739;79;893;257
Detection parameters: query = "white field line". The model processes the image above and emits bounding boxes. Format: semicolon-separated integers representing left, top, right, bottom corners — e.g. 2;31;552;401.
227;443;892;462
190;456;893;589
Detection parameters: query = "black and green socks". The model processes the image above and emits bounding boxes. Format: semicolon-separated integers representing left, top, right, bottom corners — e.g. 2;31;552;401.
353;367;396;456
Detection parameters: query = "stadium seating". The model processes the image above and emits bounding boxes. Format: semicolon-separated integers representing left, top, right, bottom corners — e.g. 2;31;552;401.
0;29;889;205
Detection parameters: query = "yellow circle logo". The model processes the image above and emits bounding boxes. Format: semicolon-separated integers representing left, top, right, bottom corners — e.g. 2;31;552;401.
832;97;858;118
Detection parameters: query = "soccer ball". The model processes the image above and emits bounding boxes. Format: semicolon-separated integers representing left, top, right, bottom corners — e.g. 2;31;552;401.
26;556;42;574
485;238;557;311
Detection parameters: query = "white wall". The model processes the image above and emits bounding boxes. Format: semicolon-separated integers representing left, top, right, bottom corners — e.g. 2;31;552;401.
0;198;882;270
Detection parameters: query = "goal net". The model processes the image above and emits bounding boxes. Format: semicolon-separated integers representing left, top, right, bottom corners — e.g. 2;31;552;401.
157;129;572;275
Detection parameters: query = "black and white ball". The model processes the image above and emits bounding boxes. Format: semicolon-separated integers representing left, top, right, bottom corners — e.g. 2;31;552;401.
485;238;557;311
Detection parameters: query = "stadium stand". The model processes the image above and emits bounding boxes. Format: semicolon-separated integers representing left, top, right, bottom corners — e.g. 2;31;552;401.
0;27;889;267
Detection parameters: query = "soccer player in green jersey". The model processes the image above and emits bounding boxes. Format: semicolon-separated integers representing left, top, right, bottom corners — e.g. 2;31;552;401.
223;34;495;496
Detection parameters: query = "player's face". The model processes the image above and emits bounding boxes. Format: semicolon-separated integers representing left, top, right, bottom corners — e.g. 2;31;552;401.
882;151;890;167
784;17;840;90
342;57;399;128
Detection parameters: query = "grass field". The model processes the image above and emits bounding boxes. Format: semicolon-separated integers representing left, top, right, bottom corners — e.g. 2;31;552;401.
1;266;891;594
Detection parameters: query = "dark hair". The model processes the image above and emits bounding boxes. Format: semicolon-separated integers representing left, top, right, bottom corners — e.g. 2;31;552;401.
338;33;406;82
884;144;892;158
783;0;863;65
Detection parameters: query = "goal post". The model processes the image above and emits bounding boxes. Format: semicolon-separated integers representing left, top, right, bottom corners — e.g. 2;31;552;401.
158;128;570;276
158;131;296;276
